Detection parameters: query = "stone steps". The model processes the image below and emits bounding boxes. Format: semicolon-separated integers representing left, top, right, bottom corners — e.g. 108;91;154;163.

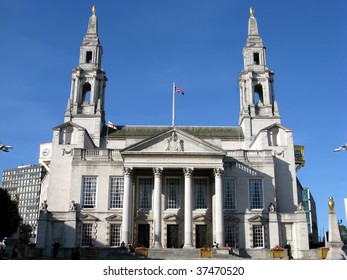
147;248;241;260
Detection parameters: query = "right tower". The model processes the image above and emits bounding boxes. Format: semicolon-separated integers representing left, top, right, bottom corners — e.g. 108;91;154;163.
239;7;280;144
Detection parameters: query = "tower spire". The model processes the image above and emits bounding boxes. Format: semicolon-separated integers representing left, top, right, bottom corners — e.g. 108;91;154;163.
238;8;280;143
64;6;107;147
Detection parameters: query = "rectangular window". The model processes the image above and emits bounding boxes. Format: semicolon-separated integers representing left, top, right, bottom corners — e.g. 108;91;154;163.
249;178;263;209
81;224;93;247
82;176;97;208
110;224;121;247
138;177;153;209
253;52;260;65
225;225;237;247
166;178;180;209
252;225;264;248
194;178;208;209
86;51;93;63
110;177;124;209
223;178;236;210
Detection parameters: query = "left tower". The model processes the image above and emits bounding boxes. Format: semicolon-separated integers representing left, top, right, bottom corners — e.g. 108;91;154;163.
64;6;107;147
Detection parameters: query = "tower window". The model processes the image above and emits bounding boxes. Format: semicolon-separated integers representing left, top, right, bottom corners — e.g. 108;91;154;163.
253;53;260;65
82;83;91;103
86;51;93;63
254;84;264;105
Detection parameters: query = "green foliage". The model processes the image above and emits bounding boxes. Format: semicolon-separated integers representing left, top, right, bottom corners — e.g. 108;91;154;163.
339;224;347;244
19;224;33;245
0;188;21;240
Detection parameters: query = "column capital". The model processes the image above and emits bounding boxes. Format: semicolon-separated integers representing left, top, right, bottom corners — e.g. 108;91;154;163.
183;167;194;177
213;168;224;177
123;167;133;177
153;167;163;178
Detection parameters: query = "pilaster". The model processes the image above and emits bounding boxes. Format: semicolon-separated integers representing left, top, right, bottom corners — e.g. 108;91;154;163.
152;167;163;248
183;168;194;248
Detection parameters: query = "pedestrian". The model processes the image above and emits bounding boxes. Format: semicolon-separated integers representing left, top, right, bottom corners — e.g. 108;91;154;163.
11;244;19;259
284;243;293;260
53;242;60;258
71;247;80;260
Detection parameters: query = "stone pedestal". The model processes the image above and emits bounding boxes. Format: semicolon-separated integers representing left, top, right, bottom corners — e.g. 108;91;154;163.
326;212;347;260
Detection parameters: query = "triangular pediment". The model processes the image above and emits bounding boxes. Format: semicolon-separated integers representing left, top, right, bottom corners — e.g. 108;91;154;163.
121;128;225;155
248;214;268;223
105;214;123;222
79;213;99;221
53;121;85;131
225;214;241;224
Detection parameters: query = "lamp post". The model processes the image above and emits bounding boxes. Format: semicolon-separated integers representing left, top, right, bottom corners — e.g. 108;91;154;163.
0;142;13;152
333;143;347;152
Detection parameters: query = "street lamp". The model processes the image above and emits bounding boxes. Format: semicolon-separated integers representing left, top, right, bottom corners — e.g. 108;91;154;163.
333;143;347;152
0;142;13;152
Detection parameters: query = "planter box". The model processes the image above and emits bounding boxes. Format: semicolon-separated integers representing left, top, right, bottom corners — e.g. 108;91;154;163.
199;250;212;258
270;250;285;259
317;247;329;259
135;249;148;257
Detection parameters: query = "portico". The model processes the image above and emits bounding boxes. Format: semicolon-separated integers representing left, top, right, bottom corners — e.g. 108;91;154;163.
120;128;226;248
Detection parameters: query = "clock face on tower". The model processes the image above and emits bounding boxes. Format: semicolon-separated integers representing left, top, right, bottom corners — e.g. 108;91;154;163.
294;149;302;160
42;148;50;158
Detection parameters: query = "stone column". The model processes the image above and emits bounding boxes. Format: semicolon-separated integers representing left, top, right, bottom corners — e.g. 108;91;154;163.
214;168;225;247
121;167;133;244
153;167;163;248
183;168;194;248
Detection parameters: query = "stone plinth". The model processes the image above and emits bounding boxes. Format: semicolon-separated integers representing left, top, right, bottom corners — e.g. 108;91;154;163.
326;212;346;260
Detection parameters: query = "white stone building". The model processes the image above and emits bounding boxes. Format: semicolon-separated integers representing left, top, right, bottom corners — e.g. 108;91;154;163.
36;7;310;258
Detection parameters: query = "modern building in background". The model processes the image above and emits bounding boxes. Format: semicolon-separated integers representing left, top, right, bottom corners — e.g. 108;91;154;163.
301;188;319;245
1;165;47;242
36;7;311;259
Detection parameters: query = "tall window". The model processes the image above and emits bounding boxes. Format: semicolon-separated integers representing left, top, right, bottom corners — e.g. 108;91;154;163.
110;224;121;247
81;224;93;247
166;178;180;209
138;178;153;209
82;176;97;208
249;178;263;210
194;178;208;209
110;177;124;209
223;178;236;210
252;225;264;248
225;225;237;247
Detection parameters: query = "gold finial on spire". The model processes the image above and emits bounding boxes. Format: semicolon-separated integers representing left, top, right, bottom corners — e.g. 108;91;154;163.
250;7;254;17
328;196;335;214
92;5;96;15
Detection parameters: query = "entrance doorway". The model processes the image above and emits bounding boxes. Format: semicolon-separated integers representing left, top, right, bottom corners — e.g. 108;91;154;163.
195;225;207;248
137;224;150;248
167;225;179;248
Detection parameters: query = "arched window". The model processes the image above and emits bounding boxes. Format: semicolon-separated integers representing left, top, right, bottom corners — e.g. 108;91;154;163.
82;83;91;104
254;84;264;105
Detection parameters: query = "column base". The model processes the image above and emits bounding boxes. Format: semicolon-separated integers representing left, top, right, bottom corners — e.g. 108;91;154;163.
152;242;163;248
183;244;195;249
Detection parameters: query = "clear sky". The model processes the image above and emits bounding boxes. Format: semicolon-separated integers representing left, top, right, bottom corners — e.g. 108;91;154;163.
1;0;346;237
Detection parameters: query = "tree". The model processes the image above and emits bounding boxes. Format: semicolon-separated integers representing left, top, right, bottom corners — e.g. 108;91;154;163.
339;224;347;244
19;224;33;245
0;188;21;241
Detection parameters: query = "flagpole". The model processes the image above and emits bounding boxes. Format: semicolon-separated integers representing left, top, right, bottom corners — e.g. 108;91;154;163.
172;82;175;127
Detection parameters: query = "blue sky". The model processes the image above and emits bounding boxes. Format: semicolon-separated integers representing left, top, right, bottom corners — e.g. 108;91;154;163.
0;0;346;236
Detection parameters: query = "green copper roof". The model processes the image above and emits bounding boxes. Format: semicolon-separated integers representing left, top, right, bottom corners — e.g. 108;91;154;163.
104;126;244;139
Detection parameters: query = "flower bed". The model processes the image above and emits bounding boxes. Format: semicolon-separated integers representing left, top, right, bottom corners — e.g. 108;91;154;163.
317;247;329;259
135;247;148;257
270;246;285;259
199;248;212;258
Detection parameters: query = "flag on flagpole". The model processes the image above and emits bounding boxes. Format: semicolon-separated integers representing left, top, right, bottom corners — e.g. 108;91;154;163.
107;121;117;130
175;86;184;95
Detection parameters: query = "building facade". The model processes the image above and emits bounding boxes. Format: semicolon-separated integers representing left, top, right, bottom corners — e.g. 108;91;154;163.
36;7;310;258
301;188;319;245
2;165;46;242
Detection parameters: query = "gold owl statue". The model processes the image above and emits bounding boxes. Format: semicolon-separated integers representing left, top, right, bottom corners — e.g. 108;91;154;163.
328;196;335;214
